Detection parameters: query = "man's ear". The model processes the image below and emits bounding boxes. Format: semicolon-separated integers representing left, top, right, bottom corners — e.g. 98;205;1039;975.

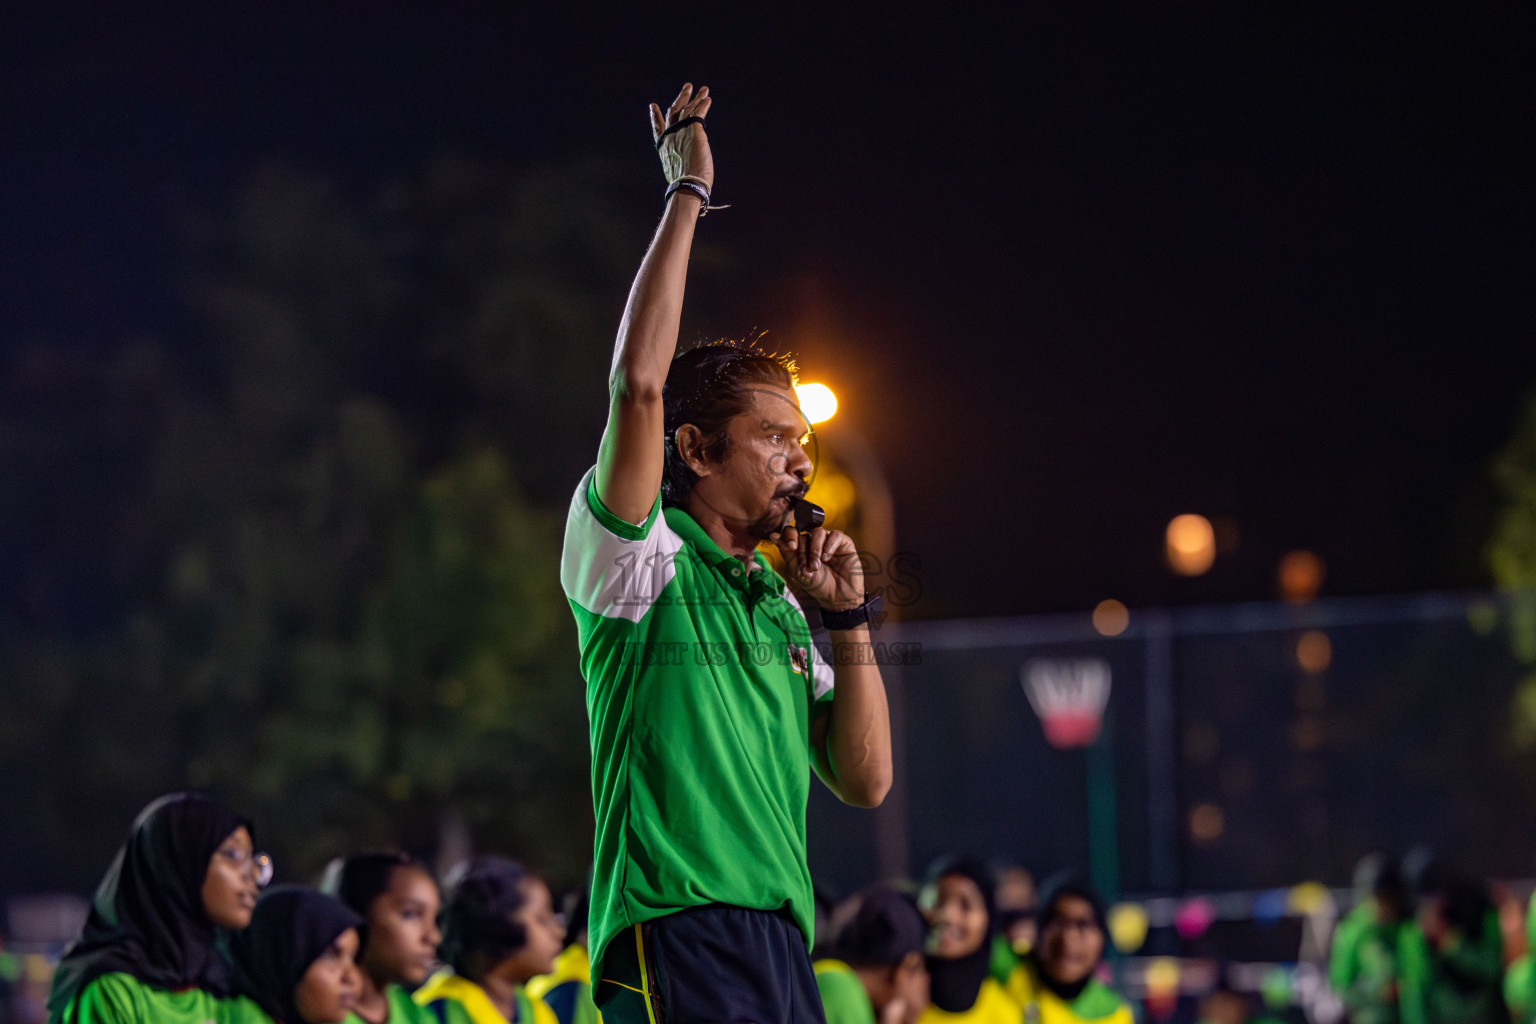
675;424;713;478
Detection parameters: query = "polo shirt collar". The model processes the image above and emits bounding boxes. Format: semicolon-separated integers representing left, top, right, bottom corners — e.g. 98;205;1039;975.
664;506;787;597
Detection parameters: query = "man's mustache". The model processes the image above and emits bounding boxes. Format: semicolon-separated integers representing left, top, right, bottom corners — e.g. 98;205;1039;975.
774;481;808;502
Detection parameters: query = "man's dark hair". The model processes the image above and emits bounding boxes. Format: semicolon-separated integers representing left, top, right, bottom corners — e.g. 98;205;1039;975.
661;339;798;507
438;856;534;981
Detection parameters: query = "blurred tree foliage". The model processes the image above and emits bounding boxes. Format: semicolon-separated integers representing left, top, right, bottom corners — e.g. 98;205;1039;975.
0;159;649;891
1488;388;1536;747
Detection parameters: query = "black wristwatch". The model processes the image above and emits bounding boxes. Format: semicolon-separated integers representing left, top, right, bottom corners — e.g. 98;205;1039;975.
819;593;883;631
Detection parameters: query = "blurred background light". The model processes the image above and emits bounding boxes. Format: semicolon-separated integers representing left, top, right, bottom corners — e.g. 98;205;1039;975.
1092;598;1130;636
1174;897;1216;940
1278;549;1325;603
795;382;838;424
1252;889;1289;925
1286;881;1335;917
1190;802;1226;843
1166;514;1217;576
1295;630;1332;674
1108;902;1150;953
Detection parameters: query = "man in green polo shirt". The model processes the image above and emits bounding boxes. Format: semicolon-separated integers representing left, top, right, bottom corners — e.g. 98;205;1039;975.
560;82;894;1024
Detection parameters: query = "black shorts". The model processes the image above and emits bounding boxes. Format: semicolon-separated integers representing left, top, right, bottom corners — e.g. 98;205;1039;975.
594;904;827;1024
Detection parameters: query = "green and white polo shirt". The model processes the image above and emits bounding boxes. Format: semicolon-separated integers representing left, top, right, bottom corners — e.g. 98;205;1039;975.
560;467;835;982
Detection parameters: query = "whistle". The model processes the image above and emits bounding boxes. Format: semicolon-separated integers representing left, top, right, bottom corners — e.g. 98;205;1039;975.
791;497;825;533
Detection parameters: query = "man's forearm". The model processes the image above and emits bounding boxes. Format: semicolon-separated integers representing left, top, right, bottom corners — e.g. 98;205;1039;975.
596;84;714;521
823;625;893;808
595;191;703;520
610;193;703;398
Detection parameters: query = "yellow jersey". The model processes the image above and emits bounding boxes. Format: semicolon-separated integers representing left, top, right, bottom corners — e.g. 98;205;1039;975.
916;976;1022;1024
1005;961;1133;1024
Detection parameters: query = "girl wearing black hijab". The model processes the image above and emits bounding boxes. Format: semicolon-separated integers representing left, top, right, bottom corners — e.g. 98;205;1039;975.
319;852;439;1024
47;792;267;1024
1007;875;1131;1024
916;856;1019;1024
229;886;364;1024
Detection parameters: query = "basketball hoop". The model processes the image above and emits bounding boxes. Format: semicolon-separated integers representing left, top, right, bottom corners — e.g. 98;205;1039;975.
1021;658;1111;749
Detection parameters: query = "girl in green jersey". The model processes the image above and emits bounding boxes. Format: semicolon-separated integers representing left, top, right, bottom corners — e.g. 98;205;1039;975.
1006;876;1133;1024
1397;862;1504;1024
322;853;440;1024
47;792;267;1024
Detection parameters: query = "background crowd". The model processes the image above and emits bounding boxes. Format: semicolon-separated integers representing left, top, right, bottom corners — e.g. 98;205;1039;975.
10;791;1536;1024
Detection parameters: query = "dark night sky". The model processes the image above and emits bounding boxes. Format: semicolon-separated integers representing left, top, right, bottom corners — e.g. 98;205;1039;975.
5;4;1534;618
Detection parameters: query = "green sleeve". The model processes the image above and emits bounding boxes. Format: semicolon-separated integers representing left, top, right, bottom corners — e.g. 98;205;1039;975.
67;974;248;1024
1397;926;1430;1024
1329;909;1368;993
817;967;877;1024
416;997;473;1024
990;934;1021;986
1504;958;1534;1024
65;974;146;1024
1331;915;1401;1021
1438;913;1504;990
220;994;276;1024
385;984;440;1024
1070;978;1131;1021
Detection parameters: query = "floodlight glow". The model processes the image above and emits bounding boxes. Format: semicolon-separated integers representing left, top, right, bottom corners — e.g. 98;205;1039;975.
795;383;838;424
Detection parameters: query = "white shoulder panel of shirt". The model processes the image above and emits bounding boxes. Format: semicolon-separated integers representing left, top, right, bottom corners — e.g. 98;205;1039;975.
560;470;684;624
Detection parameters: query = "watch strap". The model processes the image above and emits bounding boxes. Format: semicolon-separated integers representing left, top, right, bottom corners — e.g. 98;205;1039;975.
819;593;883;631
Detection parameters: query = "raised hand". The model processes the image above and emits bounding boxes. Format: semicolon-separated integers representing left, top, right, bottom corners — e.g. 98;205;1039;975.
650;83;714;191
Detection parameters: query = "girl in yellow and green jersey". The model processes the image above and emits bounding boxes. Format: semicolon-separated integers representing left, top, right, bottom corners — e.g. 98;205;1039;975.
322;852;442;1024
1006;876;1133;1024
414;857;563;1024
47;792;268;1024
916;856;1021;1024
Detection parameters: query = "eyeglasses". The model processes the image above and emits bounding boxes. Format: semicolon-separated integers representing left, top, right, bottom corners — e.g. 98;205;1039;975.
217;847;275;887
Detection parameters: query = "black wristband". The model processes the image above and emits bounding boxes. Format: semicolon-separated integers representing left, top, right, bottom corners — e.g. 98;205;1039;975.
820;593;883;631
665;179;709;206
